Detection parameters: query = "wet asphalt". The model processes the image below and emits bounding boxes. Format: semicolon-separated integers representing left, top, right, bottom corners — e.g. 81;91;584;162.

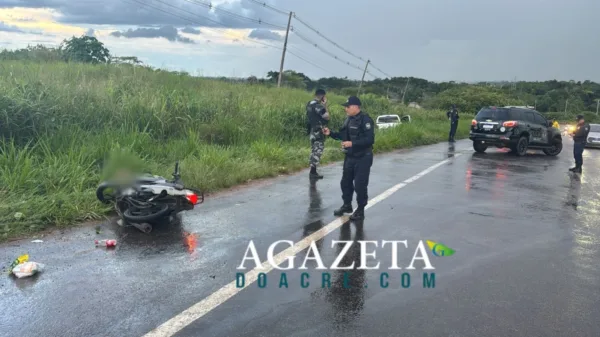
2;138;600;337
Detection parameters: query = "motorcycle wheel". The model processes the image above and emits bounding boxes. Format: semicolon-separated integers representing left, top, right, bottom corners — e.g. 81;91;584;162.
96;181;118;204
122;204;170;223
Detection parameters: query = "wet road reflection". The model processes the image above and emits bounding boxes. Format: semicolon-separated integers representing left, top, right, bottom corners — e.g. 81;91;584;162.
565;173;582;210
563;170;600;329
106;214;193;257
324;222;366;330
447;143;455;158
303;180;324;253
464;154;510;218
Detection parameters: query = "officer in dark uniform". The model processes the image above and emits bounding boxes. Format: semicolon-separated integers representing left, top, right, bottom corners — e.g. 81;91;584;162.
569;114;590;173
323;96;374;221
306;89;330;179
446;104;459;142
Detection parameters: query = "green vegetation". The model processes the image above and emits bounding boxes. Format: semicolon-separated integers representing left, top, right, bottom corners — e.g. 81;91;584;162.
0;35;596;241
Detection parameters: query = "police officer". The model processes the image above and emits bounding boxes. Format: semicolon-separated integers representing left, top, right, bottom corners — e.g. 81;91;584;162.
569;114;590;173
446;104;459;142
323;96;374;221
306;89;330;179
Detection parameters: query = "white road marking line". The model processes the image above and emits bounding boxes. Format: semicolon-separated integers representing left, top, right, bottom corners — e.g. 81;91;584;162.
142;154;461;337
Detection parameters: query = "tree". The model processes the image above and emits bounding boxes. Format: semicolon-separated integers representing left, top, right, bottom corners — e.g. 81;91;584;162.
111;56;143;65
60;35;111;64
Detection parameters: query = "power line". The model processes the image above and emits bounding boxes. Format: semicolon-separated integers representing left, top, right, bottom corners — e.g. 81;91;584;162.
290;27;364;72
285;49;337;76
127;0;281;50
182;0;287;30
369;63;393;78
295;13;392;78
292;14;367;64
243;0;291;16
122;0;337;78
148;0;342;78
242;0;396;78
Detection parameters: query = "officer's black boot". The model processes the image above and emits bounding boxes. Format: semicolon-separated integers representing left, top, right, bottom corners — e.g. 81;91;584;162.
350;206;365;221
309;166;323;179
575;165;582;173
333;203;353;216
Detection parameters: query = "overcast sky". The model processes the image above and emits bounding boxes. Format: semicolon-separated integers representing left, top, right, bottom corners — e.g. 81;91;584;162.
1;0;599;82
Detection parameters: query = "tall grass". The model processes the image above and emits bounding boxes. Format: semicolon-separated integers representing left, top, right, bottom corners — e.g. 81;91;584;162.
0;61;472;241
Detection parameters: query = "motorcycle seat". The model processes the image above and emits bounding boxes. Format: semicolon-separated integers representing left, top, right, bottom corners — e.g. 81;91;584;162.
135;176;163;184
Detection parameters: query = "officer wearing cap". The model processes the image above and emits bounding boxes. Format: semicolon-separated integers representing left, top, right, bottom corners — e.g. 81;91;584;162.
323;96;375;221
306;89;330;179
569;114;590;173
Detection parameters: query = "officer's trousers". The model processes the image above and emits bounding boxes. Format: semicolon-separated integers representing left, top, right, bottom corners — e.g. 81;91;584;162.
309;133;325;168
341;152;373;207
448;121;458;141
574;142;585;167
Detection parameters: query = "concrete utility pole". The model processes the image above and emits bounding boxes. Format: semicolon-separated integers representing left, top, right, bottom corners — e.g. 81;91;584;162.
596;99;599;115
401;77;410;105
357;59;370;96
277;11;293;88
565;99;568;113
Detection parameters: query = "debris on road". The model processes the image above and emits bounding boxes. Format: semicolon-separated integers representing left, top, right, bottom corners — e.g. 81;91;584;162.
12;261;45;279
31;240;43;243
8;254;29;272
7;254;45;279
95;239;117;248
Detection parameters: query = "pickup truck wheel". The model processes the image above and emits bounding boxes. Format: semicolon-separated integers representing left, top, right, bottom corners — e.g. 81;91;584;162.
515;136;529;156
543;140;563;156
473;141;487;153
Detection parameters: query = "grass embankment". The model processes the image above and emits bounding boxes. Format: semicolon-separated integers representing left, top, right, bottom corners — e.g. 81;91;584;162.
0;61;472;241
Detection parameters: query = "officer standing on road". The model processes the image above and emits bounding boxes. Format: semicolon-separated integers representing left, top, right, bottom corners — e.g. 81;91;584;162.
446;104;459;142
306;89;330;179
569;114;590;173
322;96;374;221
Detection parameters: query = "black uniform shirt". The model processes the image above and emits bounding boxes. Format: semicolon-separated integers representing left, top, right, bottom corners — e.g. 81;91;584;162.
446;108;459;122
573;123;590;143
329;111;375;157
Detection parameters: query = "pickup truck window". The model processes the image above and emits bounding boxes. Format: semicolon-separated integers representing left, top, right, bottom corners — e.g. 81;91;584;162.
377;116;400;123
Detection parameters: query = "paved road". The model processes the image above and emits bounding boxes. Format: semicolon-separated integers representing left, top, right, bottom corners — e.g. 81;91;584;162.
2;138;600;337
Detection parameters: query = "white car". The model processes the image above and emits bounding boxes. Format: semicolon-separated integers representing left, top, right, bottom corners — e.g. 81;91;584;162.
585;123;600;148
375;114;411;129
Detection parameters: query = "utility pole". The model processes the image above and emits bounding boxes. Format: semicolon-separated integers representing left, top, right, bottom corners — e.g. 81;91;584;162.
401;77;410;105
357;59;370;96
596;99;599;115
565;99;568;113
277;11;293;88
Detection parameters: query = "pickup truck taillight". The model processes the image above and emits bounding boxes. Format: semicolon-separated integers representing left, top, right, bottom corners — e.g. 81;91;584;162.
471;119;477;126
503;121;518;127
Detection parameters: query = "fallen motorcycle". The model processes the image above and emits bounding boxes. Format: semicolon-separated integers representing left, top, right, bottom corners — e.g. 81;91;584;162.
95;161;204;233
